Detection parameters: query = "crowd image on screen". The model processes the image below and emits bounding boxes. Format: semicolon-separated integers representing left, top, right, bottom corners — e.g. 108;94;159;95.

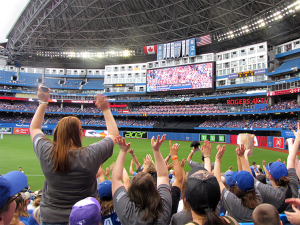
147;63;213;91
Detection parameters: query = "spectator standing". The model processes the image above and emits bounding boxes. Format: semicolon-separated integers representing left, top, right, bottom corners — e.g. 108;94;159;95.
30;86;119;225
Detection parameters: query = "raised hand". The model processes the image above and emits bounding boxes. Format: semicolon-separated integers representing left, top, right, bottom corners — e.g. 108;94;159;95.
216;145;226;162
167;162;174;170
95;94;109;111
169;140;180;156
202;139;212;157
127;148;134;155
151;134;166;151
144;154;153;168
115;136;131;153
37;85;50;102
292;123;300;140
179;158;186;168
236;144;245;156
105;167;110;177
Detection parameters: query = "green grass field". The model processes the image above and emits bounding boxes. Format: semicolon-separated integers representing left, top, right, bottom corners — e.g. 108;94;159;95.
0;134;290;191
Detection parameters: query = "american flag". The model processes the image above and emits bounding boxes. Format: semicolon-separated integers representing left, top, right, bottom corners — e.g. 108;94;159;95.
196;34;212;46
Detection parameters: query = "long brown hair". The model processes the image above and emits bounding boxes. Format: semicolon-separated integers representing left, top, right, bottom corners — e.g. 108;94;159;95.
275;176;290;187
128;172;162;222
51;116;82;173
234;185;261;209
100;199;114;217
182;172;191;212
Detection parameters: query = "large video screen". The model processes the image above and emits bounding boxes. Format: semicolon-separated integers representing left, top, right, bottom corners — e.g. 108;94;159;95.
147;62;214;93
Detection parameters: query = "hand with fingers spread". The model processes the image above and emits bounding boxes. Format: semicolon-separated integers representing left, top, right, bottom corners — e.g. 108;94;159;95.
285;198;300;225
127;148;134;155
115;135;131;153
144;154;152;168
151;134;166;152
179;158;186;168
167;162;174;171
236;144;245;156
105;167;110;177
202;139;212;158
262;160;266;166
169;140;180;157
95;94;109;111
216;145;226;162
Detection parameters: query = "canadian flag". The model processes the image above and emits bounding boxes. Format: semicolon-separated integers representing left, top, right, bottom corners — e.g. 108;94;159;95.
143;45;157;54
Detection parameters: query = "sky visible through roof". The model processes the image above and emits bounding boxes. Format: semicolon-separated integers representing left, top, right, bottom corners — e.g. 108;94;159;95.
0;0;30;43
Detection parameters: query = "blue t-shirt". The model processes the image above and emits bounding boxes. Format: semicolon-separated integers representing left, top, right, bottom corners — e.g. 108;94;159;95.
101;212;121;225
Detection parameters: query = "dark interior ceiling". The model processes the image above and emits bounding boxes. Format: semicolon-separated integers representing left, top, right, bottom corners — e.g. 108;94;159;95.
5;0;300;68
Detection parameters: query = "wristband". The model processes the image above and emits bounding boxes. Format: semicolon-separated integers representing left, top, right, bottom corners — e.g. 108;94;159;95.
172;156;178;160
40;101;48;105
131;154;135;157
204;156;210;158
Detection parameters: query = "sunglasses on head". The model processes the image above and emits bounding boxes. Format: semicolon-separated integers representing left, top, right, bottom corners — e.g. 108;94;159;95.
10;193;20;203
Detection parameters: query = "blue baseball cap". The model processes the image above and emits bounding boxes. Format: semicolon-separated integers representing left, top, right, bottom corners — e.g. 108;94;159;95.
97;180;112;200
232;170;254;192
133;172;137;176
224;171;235;187
0;171;28;208
69;197;101;225
266;162;288;180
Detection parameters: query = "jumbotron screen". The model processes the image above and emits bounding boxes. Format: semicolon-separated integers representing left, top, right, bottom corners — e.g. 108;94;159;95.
147;62;214;93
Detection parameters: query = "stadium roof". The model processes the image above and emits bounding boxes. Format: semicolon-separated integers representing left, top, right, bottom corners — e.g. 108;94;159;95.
5;0;300;68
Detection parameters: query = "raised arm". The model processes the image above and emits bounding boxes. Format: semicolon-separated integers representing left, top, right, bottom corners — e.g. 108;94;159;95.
127;148;141;169
30;85;50;141
187;148;195;163
104;167;111;181
169;141;183;188
237;144;252;174
288;123;300;169
215;145;226;196
129;160;135;176
122;168;131;191
202;140;212;172
112;136;131;195
96;165;105;184
151;135;169;187
95;94;119;145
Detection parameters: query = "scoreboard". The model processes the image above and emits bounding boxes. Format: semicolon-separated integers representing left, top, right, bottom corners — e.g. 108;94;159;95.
200;134;226;142
238;71;254;78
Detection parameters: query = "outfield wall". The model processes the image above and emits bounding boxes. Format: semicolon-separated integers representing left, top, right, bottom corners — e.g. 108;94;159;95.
0;123;290;150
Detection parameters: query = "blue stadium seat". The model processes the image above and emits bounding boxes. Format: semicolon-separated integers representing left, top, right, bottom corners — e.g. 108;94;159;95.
280;214;288;225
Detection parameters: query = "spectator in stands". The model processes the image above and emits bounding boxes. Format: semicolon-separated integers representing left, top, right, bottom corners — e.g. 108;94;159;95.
18;192;31;222
252;203;282;225
184;167;238;225
112;135;171;225
27;207;40;225
187;141;215;170
250;124;299;213
29;86;119;225
0;171;28;225
10;192;26;225
214;144;262;222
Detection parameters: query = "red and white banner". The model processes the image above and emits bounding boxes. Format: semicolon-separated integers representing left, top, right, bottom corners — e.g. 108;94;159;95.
143;45;157;54
14;128;29;135
273;137;284;149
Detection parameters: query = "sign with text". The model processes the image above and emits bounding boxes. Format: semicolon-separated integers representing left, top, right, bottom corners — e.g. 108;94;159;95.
227;98;268;105
13;128;29;135
123;131;148;139
200;134;225;142
268;88;300;96
0;127;12;134
83;130;108;137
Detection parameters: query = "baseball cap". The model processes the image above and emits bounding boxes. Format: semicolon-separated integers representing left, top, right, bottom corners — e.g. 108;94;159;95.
266;162;288;180
190;141;200;148
69;197;101;225
232;170;254;192
0;171;28;209
185;168;220;212
98;180;112;200
224;171;235;187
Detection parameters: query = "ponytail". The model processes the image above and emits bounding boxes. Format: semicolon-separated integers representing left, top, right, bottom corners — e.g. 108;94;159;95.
275;176;290;187
202;208;229;225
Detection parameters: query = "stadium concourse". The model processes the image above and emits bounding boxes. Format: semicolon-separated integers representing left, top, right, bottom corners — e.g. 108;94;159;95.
2;0;300;225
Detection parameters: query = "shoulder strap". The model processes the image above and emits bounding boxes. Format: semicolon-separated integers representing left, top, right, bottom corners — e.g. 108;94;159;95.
277;185;292;213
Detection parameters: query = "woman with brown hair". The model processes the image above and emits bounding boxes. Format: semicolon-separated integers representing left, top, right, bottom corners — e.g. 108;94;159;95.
30;86;119;225
112;135;172;225
214;144;262;223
